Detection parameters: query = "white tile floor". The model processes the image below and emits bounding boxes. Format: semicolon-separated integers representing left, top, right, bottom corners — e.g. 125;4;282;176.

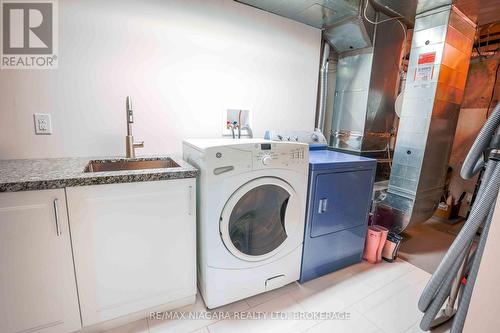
103;259;445;333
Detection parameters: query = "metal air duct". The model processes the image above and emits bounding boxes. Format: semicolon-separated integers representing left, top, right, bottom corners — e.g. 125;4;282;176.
374;4;476;233
329;3;411;153
235;1;378;55
234;0;362;29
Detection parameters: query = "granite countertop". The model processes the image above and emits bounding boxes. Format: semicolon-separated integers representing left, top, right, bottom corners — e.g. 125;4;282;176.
0;156;199;192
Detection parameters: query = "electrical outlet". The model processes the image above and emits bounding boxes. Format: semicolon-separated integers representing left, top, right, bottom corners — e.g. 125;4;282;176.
33;113;52;135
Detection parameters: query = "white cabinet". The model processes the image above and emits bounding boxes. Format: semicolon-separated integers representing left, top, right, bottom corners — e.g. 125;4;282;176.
0;189;81;333
66;179;196;327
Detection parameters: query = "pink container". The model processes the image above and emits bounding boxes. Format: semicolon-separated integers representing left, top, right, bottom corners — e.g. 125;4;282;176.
363;225;389;264
363;226;382;264
371;225;389;263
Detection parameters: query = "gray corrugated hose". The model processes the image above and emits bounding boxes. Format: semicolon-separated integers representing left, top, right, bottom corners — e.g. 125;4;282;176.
418;102;500;332
461;103;500;179
451;204;496;332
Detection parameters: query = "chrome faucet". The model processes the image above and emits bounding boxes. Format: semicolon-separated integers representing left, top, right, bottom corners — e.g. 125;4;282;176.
125;96;144;158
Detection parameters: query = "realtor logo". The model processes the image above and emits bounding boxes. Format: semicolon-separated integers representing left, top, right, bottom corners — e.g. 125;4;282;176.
1;0;58;69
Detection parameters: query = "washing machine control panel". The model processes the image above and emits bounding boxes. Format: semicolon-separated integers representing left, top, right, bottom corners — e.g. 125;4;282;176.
253;143;307;170
264;129;327;147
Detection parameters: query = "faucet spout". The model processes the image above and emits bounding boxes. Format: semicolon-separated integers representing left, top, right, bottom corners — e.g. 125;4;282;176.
126;96;134;136
125;96;144;158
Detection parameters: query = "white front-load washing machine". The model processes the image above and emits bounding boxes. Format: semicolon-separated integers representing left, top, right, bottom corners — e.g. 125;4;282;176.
183;139;308;309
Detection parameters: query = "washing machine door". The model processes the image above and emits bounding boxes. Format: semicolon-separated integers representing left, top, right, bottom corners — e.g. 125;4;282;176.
220;177;302;262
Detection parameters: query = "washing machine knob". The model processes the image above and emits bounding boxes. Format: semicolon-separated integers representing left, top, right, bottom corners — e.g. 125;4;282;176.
262;155;272;166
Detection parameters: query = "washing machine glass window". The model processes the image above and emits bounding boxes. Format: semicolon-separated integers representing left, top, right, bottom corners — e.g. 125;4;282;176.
220;177;302;262
229;184;288;255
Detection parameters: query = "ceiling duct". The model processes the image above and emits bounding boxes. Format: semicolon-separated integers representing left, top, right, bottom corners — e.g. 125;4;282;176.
236;1;376;54
324;0;417;53
323;5;374;53
234;0;361;29
374;4;476;233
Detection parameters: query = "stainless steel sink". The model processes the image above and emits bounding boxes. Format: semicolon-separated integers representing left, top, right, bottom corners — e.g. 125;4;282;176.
84;158;180;173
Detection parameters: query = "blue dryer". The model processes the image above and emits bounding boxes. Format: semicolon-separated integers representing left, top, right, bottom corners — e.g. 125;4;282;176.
301;149;376;283
264;130;377;283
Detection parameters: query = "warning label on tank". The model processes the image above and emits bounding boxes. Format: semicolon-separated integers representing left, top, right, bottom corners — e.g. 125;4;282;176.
414;52;436;86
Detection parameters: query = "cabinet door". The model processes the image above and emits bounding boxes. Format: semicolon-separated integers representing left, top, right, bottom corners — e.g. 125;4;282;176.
0;189;81;333
67;179;196;327
311;170;374;237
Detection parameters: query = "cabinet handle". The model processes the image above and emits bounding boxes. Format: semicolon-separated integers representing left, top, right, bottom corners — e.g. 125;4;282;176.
188;186;193;216
318;198;328;214
53;198;61;236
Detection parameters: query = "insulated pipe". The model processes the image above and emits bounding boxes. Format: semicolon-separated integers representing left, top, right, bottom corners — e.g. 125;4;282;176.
316;42;330;132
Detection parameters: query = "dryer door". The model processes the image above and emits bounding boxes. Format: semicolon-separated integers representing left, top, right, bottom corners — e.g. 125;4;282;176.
220;177;302;262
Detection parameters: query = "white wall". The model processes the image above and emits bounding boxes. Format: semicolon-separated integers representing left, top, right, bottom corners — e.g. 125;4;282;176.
0;0;320;159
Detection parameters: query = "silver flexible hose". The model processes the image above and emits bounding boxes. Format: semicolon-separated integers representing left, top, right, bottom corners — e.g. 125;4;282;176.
451;204;496;332
419;102;500;332
419;161;500;331
418;162;499;309
316;43;330;132
461;103;500;180
419;246;468;329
